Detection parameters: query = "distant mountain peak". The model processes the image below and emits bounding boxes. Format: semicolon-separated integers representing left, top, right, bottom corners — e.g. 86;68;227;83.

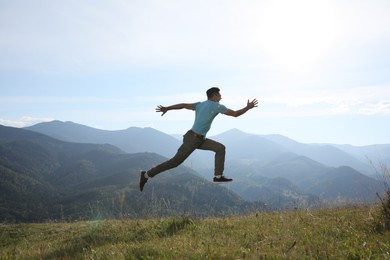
225;128;249;134
213;128;253;139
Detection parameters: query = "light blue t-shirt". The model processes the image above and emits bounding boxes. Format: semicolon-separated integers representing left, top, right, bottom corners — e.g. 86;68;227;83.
191;100;228;136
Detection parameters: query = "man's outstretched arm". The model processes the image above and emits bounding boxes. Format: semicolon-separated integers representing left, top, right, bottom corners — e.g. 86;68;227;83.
156;103;194;116
224;99;258;117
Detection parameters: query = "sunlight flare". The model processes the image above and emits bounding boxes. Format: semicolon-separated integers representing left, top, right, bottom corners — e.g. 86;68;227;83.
260;0;341;68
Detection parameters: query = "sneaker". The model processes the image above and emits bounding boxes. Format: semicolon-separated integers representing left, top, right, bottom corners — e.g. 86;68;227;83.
213;176;233;183
139;170;148;191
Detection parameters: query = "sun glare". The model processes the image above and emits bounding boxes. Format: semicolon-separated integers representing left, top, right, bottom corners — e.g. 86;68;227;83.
260;0;340;69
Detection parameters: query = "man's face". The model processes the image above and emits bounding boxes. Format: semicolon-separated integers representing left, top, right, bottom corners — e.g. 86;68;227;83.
213;92;222;102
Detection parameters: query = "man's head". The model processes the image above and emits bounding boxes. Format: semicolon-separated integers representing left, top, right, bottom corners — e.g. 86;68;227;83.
206;87;221;102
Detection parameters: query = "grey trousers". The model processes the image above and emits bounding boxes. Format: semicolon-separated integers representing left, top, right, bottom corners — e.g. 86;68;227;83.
147;130;226;177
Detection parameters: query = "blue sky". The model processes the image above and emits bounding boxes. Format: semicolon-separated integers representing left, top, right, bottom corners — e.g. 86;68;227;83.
1;0;389;146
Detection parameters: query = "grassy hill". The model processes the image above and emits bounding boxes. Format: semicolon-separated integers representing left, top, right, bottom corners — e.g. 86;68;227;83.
1;206;389;259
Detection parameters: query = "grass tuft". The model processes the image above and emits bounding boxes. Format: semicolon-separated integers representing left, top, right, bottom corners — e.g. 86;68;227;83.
156;217;195;237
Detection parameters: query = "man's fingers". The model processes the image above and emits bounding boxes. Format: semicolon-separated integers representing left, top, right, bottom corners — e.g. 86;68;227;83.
156;105;167;116
247;98;258;108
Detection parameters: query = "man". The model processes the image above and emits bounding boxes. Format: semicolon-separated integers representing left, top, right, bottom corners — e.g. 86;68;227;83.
140;87;258;191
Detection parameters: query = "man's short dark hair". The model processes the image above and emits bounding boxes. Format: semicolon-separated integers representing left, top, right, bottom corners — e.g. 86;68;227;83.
206;87;220;99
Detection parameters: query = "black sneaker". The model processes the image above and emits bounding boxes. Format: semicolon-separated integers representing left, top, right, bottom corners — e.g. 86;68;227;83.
139;170;148;191
213;176;233;183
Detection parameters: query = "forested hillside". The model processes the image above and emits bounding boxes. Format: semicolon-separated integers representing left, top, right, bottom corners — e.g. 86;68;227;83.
0;125;263;222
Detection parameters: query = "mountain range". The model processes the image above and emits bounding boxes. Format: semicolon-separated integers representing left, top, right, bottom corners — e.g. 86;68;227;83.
0;124;263;222
26;121;388;205
26;121;390;175
1;120;388;222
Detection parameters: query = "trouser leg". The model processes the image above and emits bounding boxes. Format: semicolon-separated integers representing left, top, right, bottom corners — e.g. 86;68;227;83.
147;131;204;178
198;138;226;176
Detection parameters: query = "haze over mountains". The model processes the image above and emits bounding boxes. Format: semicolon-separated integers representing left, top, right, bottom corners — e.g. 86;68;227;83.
1;120;388;222
27;120;181;156
27;121;388;203
26;120;390;174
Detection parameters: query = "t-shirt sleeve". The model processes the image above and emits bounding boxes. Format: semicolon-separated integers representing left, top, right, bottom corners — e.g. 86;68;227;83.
217;104;228;114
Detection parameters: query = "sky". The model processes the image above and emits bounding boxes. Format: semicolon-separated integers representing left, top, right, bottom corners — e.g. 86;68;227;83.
1;0;390;146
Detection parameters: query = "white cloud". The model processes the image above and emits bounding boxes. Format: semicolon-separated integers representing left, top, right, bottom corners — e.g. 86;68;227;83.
0;116;54;128
357;101;390;115
256;84;390;117
0;96;126;105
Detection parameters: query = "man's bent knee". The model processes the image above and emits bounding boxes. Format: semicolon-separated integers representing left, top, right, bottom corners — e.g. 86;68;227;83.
217;144;226;153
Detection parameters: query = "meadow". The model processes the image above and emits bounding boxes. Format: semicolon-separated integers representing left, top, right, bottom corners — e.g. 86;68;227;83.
1;205;389;259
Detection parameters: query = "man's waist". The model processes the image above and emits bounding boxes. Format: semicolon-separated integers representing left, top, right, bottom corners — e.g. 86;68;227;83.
188;129;205;139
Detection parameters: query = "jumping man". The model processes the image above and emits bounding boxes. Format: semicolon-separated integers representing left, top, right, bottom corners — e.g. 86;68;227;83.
140;87;258;191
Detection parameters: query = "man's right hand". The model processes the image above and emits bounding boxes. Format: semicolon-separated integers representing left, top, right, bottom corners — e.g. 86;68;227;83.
156;105;168;116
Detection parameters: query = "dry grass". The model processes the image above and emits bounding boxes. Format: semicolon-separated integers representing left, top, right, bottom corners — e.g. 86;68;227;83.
1;206;389;259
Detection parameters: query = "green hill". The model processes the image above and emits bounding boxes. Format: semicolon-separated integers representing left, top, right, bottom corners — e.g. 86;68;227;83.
1;206;389;259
